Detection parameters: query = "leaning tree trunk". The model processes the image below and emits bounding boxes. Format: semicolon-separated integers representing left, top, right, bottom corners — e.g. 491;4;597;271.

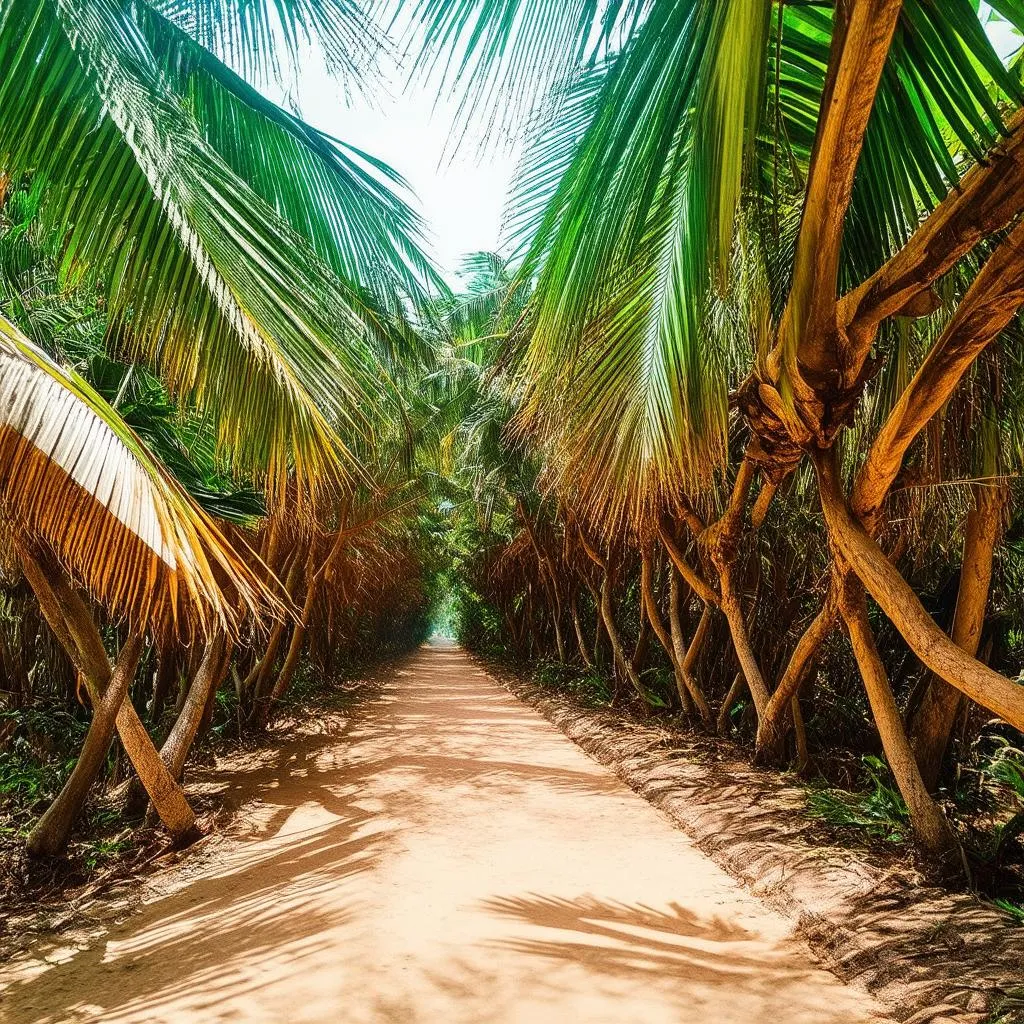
26;634;143;858
569;592;593;669
910;479;1008;790
754;595;838;764
149;645;179;728
576;527;645;704
816;454;1024;734
243;549;303;711
644;552;710;721
517;499;566;663
160;634;230;781
716;672;746;736
20;552;196;841
840;582;960;864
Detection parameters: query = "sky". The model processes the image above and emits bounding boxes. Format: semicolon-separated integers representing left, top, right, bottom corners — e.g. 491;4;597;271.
282;42;522;285
272;4;1022;286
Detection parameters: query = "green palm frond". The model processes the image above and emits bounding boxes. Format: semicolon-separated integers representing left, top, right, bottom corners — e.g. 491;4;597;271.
0;0;445;497
152;0;382;87
142;5;445;310
511;0;769;520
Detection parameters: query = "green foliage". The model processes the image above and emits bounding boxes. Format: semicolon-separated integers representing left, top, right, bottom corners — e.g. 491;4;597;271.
533;660;613;707
993;899;1024;926
806;756;912;844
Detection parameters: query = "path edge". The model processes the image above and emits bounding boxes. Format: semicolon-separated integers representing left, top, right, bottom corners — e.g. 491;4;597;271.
481;659;1023;1024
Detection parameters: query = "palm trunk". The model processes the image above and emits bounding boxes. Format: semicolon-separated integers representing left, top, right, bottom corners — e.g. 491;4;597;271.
716;673;746;736
754;595;838;763
263;526;351;723
26;634;143;858
517;499;566;663
703;460;773;720
910;480;1008;790
598;569;644;703
576;526;645;703
570;592;593;669
841;584;959;864
816;452;1024;734
647;554;711;721
20;553;196;840
160;634;231;781
150;646;178;726
246;552;303;708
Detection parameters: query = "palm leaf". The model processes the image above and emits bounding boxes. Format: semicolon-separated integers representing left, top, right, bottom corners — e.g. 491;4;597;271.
0;313;272;636
0;0;410;495
513;0;769;519
151;0;382;88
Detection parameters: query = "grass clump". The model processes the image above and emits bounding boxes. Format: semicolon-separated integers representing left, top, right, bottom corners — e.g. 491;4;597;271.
806;755;911;844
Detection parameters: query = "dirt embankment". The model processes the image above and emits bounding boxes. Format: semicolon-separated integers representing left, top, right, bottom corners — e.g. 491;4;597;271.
490;665;1024;1024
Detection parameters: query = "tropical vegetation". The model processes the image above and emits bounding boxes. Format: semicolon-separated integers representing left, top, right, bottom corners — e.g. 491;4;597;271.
1;0;1023;919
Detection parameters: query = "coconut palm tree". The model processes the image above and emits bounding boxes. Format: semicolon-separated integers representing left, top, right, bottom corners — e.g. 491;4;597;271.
0;0;444;854
407;0;1024;860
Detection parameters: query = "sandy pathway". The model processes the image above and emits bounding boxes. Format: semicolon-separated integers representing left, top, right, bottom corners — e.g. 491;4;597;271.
1;642;891;1023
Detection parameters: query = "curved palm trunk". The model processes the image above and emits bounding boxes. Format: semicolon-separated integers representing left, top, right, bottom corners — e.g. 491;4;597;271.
910;480;1008;790
754;595;838;763
517;499;565;663
581;576;606;667
246;552;303;707
160;634;231;781
840;583;959;864
599;570;643;701
570;592;593;669
21;553;196;840
683;604;712;677
703;460;772;719
577;527;645;703
26;634;143;858
816;454;1024;734
645;552;710;721
264;525;351;723
716;672;746;736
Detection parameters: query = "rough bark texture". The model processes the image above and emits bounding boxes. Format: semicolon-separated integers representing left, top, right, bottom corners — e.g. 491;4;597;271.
667;568;711;722
780;0;903;378
755;596;838;762
20;553;196;840
160;634;230;781
853;219;1024;525
817;455;1024;733
840;583;959;863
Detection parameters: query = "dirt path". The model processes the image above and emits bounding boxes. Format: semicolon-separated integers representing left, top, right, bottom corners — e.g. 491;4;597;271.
1;642;892;1023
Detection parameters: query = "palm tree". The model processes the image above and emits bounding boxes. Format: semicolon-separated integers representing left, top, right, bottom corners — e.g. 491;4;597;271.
408;0;1024;860
0;0;443;853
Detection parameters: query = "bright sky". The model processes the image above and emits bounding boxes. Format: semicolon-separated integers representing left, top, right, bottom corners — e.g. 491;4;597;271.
275;5;1022;286
288;47;521;285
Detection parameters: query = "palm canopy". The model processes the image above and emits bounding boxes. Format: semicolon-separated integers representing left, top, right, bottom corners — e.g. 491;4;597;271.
0;0;444;499
0;313;271;636
153;0;382;87
405;0;1024;531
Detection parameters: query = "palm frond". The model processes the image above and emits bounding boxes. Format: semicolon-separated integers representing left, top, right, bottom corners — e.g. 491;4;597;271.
0;0;424;495
151;0;382;89
0;313;272;636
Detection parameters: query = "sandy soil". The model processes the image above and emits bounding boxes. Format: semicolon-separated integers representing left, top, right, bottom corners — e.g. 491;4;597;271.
0;641;892;1024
